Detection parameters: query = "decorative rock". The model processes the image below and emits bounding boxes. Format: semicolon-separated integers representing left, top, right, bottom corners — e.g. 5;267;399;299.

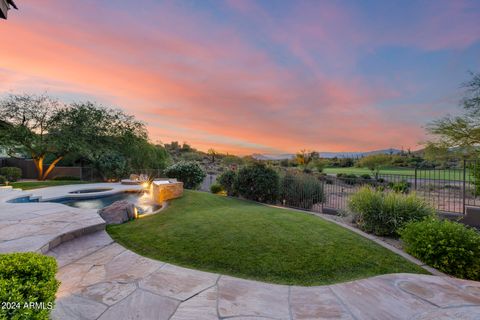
99;200;136;224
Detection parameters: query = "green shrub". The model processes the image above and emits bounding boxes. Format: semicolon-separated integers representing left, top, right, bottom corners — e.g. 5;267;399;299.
164;161;206;189
400;219;480;280
94;152;129;181
337;173;358;185
360;174;372;180
0;167;22;182
0;175;6;185
217;170;237;196
210;183;223;194
234;163;279;203
348;187;434;236
0;253;59;320
389;180;411;194
280;173;324;210
52;175;81;181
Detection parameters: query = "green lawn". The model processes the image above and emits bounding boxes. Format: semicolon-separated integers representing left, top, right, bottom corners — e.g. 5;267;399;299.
324;167;466;181
108;190;426;286
10;180;90;190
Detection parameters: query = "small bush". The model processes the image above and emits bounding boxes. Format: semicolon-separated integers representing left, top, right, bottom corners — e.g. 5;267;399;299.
217;170;237;196
389;180;411;194
164;161;206;189
234;163;279;203
0;175;6;185
337;173;358;185
280;173;324;210
348;187;434;236
360;174;372;180
210;183;223;194
0;253;59;320
400;219;480;280
0;167;22;182
52;175;81;181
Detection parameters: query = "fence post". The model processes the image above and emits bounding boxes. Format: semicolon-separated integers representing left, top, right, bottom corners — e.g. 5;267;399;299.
414;167;418;191
463;159;467;215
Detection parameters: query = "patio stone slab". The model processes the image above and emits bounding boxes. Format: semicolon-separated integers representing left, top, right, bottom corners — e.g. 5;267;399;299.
218;276;290;319
290;286;354;320
104;250;162;282
139;263;219;300
411;306;480;319
98;289;179;320
330;275;435;320
76;243;126;265
0;234;54;253
48;230;114;267
52;294;107;320
81;281;137;306
398;278;480;307
170;287;219;320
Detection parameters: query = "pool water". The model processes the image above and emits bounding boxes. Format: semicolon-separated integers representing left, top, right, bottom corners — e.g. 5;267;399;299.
8;192;160;214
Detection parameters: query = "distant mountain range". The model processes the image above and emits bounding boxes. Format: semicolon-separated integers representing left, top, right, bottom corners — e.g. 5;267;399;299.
252;148;403;160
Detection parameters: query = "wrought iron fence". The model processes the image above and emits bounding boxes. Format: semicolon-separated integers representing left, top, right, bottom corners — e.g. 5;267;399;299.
276;160;480;215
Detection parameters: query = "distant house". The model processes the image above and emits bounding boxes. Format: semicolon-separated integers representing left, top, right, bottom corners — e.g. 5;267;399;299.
1;0;18;20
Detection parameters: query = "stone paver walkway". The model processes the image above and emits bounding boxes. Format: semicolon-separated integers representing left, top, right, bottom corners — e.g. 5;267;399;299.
1;184;480;319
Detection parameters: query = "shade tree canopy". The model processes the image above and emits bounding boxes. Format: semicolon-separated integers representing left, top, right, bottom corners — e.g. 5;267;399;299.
0;94;169;180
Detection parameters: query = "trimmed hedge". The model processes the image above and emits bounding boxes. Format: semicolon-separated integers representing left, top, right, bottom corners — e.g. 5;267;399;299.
0;167;22;182
234;163;279;204
348;187;434;236
0;253;59;320
164;161;206;189
0;175;6;185
400;219;480;280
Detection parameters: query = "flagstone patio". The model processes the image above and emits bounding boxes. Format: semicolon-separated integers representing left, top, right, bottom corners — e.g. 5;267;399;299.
1;184;480;319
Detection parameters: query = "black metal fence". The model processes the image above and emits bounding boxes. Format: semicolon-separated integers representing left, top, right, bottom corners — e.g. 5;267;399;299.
277;160;480;215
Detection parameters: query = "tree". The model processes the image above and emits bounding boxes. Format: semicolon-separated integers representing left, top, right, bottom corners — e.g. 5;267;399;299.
207;148;218;163
295;149;318;166
0;94;64;180
357;154;391;178
427;72;480;157
0;95;167;180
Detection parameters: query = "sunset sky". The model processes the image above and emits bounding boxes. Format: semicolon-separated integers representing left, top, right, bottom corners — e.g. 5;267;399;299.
1;0;479;155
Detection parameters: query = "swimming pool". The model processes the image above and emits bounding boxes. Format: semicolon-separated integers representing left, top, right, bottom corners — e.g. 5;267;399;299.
8;191;160;214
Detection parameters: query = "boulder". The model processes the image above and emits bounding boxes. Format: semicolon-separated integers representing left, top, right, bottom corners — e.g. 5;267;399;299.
99;200;137;225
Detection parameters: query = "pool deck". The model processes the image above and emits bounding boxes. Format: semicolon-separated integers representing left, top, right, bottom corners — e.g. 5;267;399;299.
1;184;480;319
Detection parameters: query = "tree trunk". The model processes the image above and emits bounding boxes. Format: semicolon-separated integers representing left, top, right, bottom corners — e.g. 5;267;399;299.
32;155;63;180
33;156;44;181
41;157;63;180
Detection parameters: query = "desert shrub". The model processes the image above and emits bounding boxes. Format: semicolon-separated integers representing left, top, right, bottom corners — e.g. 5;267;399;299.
234;163;279;203
164;161;206;189
348;187;434;236
389;180;411;193
180;151;204;162
52;175;81;181
400;219;480;280
0;167;22;182
217;170;237;196
280;173;324;210
337;173;358;185
0;175;6;185
0;253;59;320
210;183;223;194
